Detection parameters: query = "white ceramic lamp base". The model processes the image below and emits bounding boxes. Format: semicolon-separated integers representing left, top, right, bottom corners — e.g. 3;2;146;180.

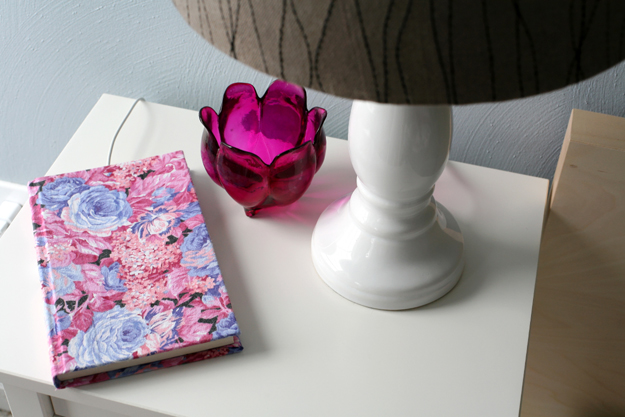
311;101;464;310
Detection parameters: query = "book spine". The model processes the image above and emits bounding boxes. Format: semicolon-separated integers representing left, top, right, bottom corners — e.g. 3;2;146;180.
59;336;244;388
27;179;66;381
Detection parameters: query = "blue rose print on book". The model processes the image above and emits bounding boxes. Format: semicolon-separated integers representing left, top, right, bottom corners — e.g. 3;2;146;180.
177;201;202;221
212;312;239;339
69;306;148;369
151;187;177;207
45;303;71;337
102;262;127;292
37;177;90;213
180;223;209;252
131;207;180;238
201;284;223;305
181;224;220;278
38;264;83;300
64;186;132;236
52;264;84;296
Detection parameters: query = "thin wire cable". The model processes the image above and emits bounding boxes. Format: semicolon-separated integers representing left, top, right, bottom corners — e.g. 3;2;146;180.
107;97;145;165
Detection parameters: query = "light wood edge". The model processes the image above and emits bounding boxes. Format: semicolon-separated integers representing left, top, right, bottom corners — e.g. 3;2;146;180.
550;111;574;209
568;109;625;152
551;109;625;210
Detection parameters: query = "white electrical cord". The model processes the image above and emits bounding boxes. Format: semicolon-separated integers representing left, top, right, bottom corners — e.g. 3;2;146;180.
0;182;29;238
0;99;146;239
0;98;145;238
0;201;22;236
107;97;145;165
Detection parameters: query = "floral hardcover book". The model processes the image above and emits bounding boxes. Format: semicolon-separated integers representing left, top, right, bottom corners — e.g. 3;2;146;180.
27;150;242;389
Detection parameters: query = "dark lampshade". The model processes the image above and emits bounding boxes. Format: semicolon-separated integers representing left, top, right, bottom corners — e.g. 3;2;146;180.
173;0;625;104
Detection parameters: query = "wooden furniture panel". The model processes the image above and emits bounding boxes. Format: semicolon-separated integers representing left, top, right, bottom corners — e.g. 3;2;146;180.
521;109;625;417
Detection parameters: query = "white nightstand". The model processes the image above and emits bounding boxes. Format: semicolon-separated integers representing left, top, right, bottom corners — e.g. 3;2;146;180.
0;95;548;417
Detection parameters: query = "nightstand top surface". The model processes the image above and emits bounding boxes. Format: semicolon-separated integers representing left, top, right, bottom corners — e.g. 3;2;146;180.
0;94;548;417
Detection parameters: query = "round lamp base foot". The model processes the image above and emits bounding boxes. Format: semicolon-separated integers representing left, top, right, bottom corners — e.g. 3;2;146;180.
311;195;464;310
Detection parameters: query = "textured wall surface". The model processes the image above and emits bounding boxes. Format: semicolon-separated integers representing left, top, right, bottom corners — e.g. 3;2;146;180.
1;0;624;185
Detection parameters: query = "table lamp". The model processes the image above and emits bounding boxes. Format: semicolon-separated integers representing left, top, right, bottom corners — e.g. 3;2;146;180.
173;0;625;310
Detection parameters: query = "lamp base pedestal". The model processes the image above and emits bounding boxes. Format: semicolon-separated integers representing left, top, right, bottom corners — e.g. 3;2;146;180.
311;101;464;310
311;191;464;310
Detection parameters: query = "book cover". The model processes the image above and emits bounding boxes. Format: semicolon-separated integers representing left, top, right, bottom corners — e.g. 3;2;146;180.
27;150;242;389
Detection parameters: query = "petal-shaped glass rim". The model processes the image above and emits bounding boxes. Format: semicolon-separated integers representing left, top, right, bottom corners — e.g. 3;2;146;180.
218;131;319;169
200;107;221;145
199;81;327;168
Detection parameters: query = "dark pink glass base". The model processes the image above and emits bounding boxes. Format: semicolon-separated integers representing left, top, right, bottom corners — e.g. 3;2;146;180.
200;80;327;217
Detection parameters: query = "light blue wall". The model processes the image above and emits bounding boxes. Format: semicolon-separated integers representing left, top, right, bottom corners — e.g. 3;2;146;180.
1;1;624;185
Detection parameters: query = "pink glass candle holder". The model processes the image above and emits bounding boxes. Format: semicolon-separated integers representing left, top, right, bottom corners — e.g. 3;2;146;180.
200;80;327;217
